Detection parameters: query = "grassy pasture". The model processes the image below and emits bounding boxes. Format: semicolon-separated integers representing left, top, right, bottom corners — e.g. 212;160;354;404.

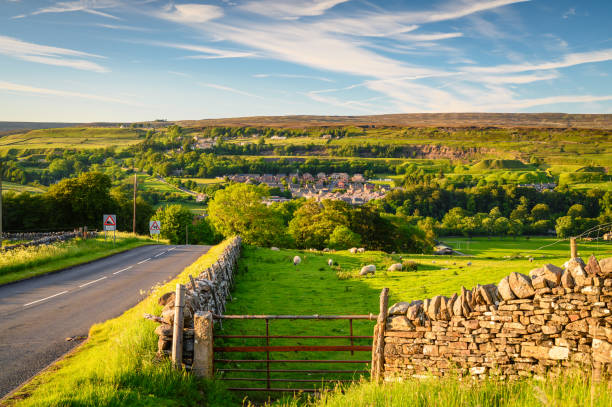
0;232;157;285
0;127;143;150
217;236;612;402
1;181;46;194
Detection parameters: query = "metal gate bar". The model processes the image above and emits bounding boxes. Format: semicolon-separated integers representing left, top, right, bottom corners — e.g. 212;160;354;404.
213;314;375;393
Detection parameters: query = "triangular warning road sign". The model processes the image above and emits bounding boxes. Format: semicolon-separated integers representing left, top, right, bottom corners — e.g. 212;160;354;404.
150;221;160;230
104;215;116;226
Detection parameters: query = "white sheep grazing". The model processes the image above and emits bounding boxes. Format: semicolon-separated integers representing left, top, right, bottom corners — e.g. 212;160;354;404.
293;256;301;266
357;248;365;253
328;259;333;267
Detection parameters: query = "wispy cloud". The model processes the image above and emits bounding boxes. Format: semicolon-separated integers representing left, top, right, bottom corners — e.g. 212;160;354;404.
95;23;152;32
467;48;612;74
146;41;255;59
0;35;108;72
253;73;333;82
29;0;122;20
198;82;263;99
240;0;351;19
156;3;223;24
562;8;576;19
0;81;139;105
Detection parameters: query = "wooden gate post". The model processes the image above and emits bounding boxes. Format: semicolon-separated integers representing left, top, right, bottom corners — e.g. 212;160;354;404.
371;288;389;382
570;237;578;259
192;311;214;378
172;283;185;369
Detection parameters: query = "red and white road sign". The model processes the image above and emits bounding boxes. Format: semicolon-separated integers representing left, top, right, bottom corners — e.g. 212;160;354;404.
103;214;116;231
149;220;161;235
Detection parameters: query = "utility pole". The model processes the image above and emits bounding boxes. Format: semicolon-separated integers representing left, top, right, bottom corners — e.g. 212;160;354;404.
186;224;189;245
132;173;137;234
0;161;3;247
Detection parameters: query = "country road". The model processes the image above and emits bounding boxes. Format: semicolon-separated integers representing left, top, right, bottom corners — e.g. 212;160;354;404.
0;244;210;398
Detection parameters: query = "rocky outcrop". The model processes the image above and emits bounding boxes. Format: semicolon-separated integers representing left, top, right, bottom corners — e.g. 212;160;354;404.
383;256;612;380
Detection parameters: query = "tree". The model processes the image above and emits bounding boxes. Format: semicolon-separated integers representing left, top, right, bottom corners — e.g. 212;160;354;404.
531;203;550;221
289;199;350;249
328;225;361;249
208;183;287;246
555;216;576;238
567;204;587;218
153;204;193;244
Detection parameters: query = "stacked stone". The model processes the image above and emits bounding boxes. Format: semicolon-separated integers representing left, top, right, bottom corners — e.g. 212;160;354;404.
2;230;93;251
154;236;242;366
383;256;612;381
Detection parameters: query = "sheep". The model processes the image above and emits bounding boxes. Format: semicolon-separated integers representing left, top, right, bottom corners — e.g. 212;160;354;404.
293;256;301;266
357;248;365;253
328;259;333;267
349;247;357;254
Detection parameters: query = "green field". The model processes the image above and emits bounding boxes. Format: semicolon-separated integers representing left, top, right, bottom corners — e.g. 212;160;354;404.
216;236;612;402
0;233;157;285
1;181;46;193
0;127;143;150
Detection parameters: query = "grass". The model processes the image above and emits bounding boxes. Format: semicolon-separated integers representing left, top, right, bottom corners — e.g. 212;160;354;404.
0;128;143;150
267;372;611;407
218;236;612;403
4;238;240;407
0;232;157;286
1;181;46;194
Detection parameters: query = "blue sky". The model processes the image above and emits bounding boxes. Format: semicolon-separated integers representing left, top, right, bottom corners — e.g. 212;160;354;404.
1;0;611;122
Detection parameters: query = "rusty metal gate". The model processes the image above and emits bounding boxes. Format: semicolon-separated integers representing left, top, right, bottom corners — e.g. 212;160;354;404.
212;314;376;393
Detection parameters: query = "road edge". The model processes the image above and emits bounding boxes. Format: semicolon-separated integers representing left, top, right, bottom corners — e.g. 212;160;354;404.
0;242;162;288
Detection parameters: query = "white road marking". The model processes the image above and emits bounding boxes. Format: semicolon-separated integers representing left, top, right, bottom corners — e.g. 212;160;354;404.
137;258;151;265
113;266;133;275
168;247;176;251
79;276;107;288
154;251;166;258
24;291;69;307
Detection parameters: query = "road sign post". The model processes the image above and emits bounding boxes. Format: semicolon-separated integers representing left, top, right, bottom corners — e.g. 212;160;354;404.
103;214;117;246
149;220;161;242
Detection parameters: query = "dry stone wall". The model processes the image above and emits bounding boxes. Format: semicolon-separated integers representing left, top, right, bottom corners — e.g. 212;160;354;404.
383;255;612;380
1;230;97;251
153;237;241;367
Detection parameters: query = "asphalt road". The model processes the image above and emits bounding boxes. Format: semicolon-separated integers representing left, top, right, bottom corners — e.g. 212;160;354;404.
0;244;210;398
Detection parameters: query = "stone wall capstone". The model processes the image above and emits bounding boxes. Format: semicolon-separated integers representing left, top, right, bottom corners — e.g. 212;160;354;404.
153;236;242;368
382;255;612;380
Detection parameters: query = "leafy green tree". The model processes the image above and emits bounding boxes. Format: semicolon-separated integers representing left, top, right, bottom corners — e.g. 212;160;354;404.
567;204;587;218
328;225;361;249
152;204;193;244
531;203;550;221
208;183;287;246
288;199;351;249
555;216;576;238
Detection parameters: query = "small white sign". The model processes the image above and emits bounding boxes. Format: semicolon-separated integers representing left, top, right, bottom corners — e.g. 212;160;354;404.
149;220;161;235
103;214;116;231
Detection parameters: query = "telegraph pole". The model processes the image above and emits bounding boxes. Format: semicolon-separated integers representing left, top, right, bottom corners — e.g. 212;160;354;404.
0;161;3;247
132;173;137;234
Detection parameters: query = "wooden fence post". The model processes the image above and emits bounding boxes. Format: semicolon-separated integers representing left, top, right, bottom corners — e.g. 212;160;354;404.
192;311;214;378
172;283;185;369
371;287;389;382
570;237;577;259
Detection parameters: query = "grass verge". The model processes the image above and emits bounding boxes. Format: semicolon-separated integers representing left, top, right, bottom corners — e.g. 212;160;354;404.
268;371;611;407
0;233;158;286
2;238;239;407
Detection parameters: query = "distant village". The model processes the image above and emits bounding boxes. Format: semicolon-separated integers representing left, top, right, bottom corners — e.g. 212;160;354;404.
221;172;390;205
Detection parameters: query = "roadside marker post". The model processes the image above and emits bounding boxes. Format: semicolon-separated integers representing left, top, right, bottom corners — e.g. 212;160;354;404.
103;214;117;246
149;220;161;242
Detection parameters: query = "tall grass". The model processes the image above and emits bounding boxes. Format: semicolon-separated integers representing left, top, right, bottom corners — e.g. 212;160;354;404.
5;238;239;407
0;233;157;285
268;371;610;407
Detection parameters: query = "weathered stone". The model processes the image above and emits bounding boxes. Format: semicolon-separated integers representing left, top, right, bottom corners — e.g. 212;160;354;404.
561;271;575;289
446;293;458;316
508;272;535;299
566;259;588;286
427;295;443;320
452;294;464;317
388;263;403;271
388;302;411;315
599;258;612;277
585;255;601;276
592;338;612;363
566;318;588;333
498;276;516;301
406;300;423;320
155;324;173;337
359;264;376;276
548;346;569;360
158;292;175;306
387;315;416;331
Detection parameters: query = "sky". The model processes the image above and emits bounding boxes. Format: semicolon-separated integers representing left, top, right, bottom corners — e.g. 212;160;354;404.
1;0;611;122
